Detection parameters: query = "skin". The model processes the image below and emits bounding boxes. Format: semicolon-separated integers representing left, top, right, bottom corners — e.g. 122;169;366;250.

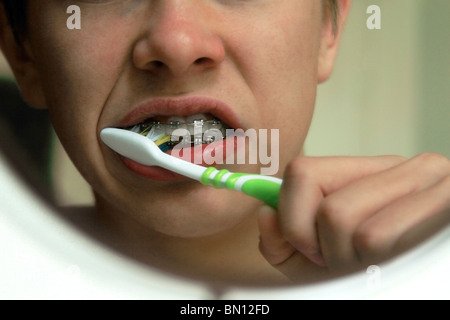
1;0;449;287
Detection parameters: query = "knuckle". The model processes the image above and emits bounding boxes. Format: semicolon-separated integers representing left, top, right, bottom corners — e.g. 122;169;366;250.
284;157;315;181
379;155;408;166
352;225;384;255
412;153;450;175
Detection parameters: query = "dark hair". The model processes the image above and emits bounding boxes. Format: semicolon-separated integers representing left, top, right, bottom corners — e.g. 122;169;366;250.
1;0;28;43
326;0;339;33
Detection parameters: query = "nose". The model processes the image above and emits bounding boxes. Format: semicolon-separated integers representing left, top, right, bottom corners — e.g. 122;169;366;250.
133;1;226;77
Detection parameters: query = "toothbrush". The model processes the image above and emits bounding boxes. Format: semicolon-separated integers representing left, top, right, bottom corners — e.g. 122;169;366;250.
100;128;282;208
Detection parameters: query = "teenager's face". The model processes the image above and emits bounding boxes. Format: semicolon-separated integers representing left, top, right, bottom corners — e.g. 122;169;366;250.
20;0;337;237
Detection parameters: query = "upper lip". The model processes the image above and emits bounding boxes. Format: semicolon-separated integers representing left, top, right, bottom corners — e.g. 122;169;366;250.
117;96;242;130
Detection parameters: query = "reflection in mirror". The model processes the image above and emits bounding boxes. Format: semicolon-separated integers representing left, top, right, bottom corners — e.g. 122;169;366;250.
0;0;449;292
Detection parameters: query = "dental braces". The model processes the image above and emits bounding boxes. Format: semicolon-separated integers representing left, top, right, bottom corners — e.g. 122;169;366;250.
127;119;227;151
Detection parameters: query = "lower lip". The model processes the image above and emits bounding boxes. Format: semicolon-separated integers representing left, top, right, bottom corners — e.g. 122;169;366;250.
121;136;243;181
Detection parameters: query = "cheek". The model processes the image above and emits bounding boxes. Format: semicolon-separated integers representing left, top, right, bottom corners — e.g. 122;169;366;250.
26;4;142;182
28;7;137;147
235;14;320;161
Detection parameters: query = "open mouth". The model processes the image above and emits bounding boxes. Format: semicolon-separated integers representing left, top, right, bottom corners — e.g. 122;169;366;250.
123;113;232;152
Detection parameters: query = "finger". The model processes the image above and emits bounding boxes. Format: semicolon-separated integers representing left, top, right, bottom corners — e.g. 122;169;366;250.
354;174;450;265
278;171;326;265
257;206;330;284
278;156;405;266
317;153;450;270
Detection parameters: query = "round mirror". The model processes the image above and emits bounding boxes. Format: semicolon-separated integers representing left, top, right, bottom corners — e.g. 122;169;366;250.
1;0;449;300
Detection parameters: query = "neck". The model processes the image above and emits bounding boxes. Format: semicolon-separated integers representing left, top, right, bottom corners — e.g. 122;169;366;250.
90;195;289;288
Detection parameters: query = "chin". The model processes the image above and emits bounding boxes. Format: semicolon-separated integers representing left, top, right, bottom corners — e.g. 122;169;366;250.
135;186;258;238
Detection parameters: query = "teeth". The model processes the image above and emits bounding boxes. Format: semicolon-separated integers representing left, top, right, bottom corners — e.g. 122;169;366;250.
167;116;185;124
186;114;208;123
186;119;205;135
126;115;229;150
203;128;223;143
166;119;187;135
206;119;223;131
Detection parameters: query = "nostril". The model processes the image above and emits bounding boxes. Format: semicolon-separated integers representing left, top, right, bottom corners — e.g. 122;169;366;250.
145;60;167;73
152;61;165;68
194;57;212;66
143;56;219;75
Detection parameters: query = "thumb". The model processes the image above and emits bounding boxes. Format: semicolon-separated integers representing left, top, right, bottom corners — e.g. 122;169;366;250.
258;205;331;284
257;205;296;266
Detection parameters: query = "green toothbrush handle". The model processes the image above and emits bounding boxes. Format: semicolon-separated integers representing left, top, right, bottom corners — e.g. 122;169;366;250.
201;168;282;209
238;176;282;209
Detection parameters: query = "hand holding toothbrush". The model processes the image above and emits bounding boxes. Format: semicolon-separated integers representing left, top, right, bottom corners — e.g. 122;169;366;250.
101;128;450;282
258;154;450;281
